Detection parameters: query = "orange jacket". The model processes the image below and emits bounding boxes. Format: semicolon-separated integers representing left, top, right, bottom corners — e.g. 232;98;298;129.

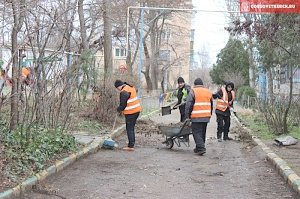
22;67;30;78
121;85;141;115
191;87;212;119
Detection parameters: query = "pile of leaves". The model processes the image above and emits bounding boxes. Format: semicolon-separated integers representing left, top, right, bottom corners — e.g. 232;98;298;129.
135;120;161;136
2;126;78;188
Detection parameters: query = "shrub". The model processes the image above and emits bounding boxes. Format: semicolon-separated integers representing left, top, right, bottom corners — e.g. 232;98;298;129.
4;127;77;178
236;86;256;101
236;86;256;107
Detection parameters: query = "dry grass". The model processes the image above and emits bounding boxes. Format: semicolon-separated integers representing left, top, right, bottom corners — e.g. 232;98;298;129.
238;108;254;116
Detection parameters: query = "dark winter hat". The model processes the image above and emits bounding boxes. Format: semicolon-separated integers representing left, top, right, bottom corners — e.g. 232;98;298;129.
226;81;234;89
194;78;203;86
177;77;185;83
114;80;124;88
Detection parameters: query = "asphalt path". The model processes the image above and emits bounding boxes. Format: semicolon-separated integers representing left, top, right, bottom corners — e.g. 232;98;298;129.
21;110;298;199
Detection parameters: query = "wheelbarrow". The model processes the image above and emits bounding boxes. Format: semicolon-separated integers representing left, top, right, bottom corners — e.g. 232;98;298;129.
159;120;192;149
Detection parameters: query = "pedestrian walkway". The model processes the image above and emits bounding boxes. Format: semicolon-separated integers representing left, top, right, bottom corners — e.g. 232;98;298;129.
21;109;298;199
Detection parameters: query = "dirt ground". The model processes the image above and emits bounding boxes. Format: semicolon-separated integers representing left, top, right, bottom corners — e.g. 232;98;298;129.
234;105;300;178
0;142;9;191
20;111;298;199
266;140;300;174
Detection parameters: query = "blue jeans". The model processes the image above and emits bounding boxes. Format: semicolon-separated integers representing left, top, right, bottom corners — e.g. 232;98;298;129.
191;122;208;151
125;112;140;148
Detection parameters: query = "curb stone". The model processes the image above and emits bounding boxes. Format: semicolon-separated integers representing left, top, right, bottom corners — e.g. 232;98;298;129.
0;101;170;199
232;114;300;196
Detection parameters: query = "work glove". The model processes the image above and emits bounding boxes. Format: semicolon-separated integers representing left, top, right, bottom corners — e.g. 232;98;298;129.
213;93;222;99
173;104;180;109
184;118;191;122
184;118;191;126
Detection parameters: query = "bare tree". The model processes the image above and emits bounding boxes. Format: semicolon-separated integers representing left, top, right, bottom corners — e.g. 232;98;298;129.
103;0;113;76
128;8;192;91
10;0;26;130
223;71;246;89
78;0;88;51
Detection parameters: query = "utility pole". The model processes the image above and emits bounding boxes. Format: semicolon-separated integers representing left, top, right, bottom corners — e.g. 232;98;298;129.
137;3;145;98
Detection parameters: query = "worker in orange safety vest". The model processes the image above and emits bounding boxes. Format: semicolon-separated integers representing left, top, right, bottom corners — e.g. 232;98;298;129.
114;80;142;151
213;81;235;142
185;78;213;156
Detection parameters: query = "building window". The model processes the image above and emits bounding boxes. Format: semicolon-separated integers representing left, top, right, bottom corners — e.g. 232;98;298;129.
161;30;171;41
115;48;126;57
159;50;170;61
293;68;300;83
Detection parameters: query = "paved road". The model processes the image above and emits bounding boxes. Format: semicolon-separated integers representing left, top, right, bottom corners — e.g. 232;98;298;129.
21;110;298;199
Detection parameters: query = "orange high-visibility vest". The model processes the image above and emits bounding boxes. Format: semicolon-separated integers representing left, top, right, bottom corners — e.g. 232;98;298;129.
121;85;142;115
191;87;212;118
22;68;30;78
216;86;228;112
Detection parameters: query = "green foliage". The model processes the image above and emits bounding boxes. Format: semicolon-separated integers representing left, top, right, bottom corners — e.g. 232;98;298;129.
4;127;77;178
0;59;3;68
239;113;274;140
209;65;224;85
77;50;98;100
73;119;103;135
289;127;300;140
236;86;256;101
257;14;300;71
289;101;300;126
239;111;300;140
210;38;250;85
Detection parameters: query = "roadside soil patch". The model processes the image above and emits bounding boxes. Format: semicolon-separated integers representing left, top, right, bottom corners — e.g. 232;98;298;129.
265;140;300;174
0;142;10;192
0;147;78;193
234;105;300;180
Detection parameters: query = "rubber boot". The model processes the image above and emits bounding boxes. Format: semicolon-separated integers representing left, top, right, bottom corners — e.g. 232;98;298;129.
223;132;233;140
217;132;222;142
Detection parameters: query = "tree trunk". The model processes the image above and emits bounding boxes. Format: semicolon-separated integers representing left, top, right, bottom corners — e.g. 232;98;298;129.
283;65;293;134
126;41;133;75
10;0;25;130
126;10;140;76
150;29;158;90
78;0;88;51
248;37;255;88
143;41;152;90
266;66;274;103
10;27;19;130
103;0;113;77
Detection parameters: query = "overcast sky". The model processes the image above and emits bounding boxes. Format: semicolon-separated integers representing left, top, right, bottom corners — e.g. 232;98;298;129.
192;0;230;67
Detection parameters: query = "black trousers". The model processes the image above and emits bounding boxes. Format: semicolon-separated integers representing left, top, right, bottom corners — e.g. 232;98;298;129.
191;122;208;151
125;112;140;148
216;113;231;139
179;104;186;122
179;104;189;140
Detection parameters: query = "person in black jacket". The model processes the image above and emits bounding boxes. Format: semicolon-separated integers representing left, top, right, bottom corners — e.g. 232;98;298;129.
173;77;191;122
114;80;141;151
213;81;235;142
173;77;191;142
185;78;213;155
